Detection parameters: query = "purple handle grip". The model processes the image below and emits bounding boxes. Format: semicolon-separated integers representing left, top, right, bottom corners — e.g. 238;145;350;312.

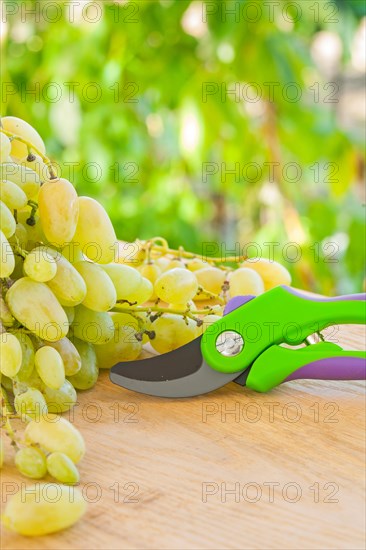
285;356;366;381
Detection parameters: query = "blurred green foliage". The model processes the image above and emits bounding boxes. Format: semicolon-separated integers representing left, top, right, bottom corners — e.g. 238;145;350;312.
1;0;365;293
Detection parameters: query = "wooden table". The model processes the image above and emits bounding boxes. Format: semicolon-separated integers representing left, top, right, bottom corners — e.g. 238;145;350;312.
1;325;365;550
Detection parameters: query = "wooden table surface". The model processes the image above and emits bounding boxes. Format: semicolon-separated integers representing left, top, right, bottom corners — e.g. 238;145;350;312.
1;324;365;550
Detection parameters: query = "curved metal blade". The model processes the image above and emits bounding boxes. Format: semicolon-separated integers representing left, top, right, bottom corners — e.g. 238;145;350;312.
110;336;245;398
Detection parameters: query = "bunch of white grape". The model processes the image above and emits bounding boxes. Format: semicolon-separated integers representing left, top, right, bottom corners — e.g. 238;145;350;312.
0;116;291;536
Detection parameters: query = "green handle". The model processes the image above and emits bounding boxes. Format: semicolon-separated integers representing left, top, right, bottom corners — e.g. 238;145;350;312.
246;343;366;392
201;286;366;374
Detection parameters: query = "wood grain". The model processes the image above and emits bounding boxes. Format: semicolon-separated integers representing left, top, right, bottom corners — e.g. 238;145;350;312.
1;324;365;550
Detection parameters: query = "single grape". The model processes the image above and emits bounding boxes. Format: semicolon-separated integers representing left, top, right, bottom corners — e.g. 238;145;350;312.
95;318;142;369
13;332;35;382
6;278;69;342
8;222;28;250
0;162;41;199
101;263;142;299
73;196;117;264
16;211;46;251
47;337;81;376
35;346;65;390
60;242;84;264
25;415;85;463
43;380;77;413
115;240;146;266
47;452;80;484
154;268;198;304
39;178;79;247
194;267;226;300
150;314;197;354
0;333;22;377
1;483;86;536
139;263;161;283
67;338;99;390
229;267;265;297
155;256;170;271
0;230;15;278
72;305;114;345
14;387;48;423
126;277;153;304
0;296;14;327
241;258;292;290
44;247;87;307
0;200;16;238
0;132;11;160
187;258;208;272
15;447;47;479
23;247;57;282
74;260;117;312
0;180;28;210
164;259;186;271
63;306;75;326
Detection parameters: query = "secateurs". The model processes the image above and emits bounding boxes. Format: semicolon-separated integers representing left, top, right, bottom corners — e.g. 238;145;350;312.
110;286;366;397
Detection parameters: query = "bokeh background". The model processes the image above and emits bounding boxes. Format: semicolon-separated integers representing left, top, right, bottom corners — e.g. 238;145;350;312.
1;0;365;294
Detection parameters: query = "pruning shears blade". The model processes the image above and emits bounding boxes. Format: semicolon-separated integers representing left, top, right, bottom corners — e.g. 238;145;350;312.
110;336;245;398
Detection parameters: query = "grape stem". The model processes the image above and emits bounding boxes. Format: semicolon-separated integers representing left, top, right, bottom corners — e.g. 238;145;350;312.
113;304;220;319
148;242;248;264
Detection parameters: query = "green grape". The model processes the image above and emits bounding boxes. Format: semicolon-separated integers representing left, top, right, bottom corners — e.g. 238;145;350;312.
0;163;41;199
8;222;28;250
155;268;198;304
0;332;22;377
47;337;81;376
0;200;16;238
20;369;44;391
14;447;47;479
14;387;48;421
63;306;75;326
95;318;142;369
42;246;87;307
16;211;46;250
25;414;85;463
13;333;35;382
1;374;13;393
150;314;197;353
47;452;80;484
35;346;65;390
196;314;222;336
187;258;209;272
139;263;161;300
0;132;11;160
2;483;86;536
0;180;28;210
72;305;114;345
126;277;153;305
73;196;117;264
194;267;226;300
23;247;57;282
43;380;77;413
0;296;14;327
39;178;79;247
1;116;46;159
74;260;117;312
155;256;170;271
116;240;146;266
67;338;99;390
168;300;195;311
0;230;15;278
101;263;142;299
229;267;265;297
241;258;291;290
60;242;84;264
6;278;69;342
